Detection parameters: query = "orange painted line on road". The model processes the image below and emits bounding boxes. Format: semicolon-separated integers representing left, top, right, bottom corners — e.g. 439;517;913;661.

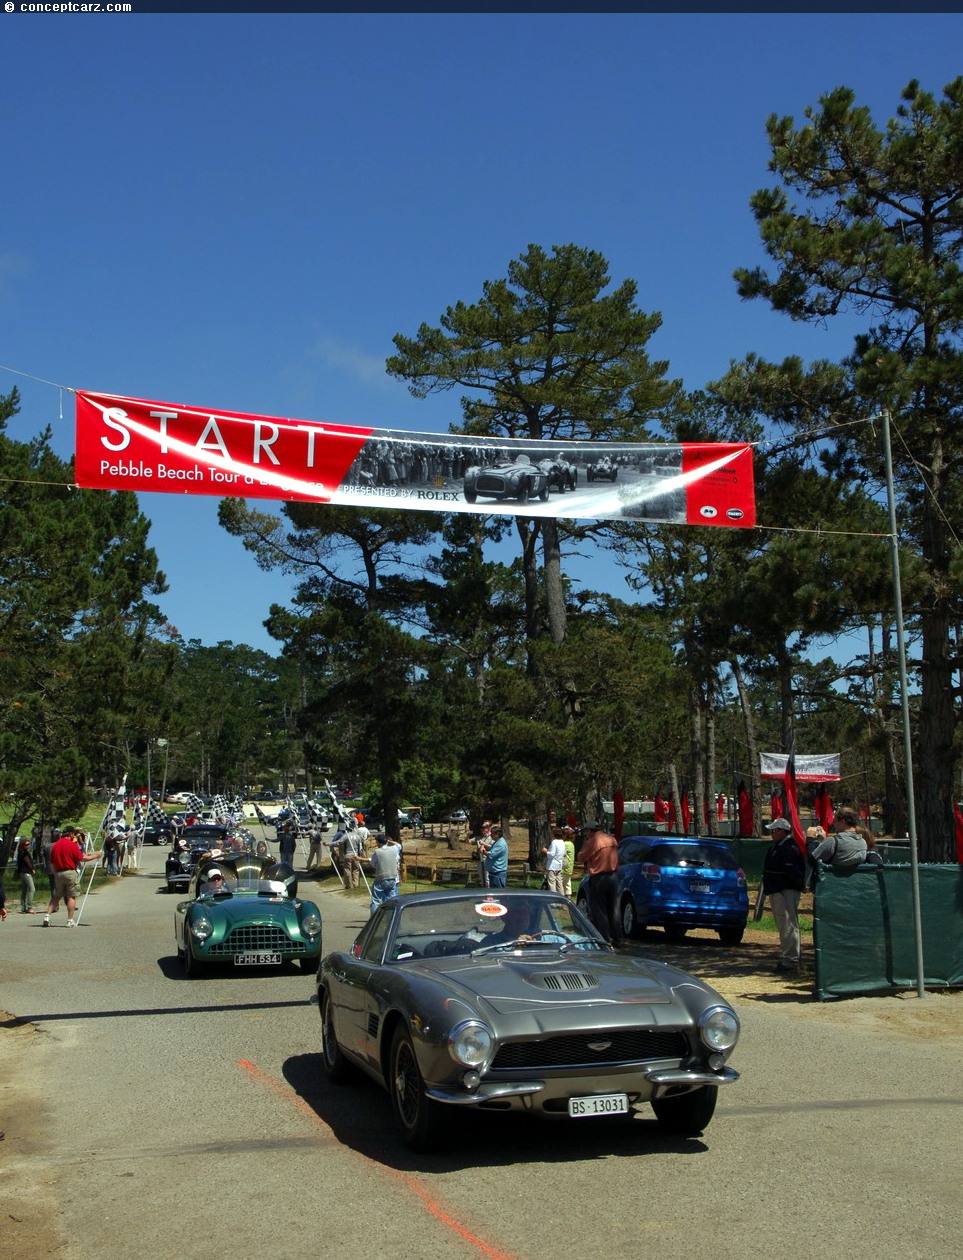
237;1059;521;1260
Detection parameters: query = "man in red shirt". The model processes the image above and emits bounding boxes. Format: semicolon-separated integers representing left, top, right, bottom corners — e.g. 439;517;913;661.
43;827;104;928
576;821;623;946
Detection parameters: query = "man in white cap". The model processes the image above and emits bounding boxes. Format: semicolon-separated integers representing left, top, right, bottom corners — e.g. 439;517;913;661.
761;817;806;973
202;867;230;895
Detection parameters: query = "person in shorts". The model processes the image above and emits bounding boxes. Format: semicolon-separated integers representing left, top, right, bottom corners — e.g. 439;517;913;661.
43;827;104;928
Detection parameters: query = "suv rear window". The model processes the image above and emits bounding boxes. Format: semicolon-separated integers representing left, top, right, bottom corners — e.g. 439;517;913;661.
651;844;738;870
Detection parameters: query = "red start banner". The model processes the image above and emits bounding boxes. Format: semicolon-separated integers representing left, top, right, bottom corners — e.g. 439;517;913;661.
74;391;756;528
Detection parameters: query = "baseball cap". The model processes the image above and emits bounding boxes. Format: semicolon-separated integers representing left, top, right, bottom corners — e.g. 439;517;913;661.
766;819;792;832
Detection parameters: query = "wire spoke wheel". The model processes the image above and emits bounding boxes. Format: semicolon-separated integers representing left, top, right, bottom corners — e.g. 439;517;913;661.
389;1025;448;1151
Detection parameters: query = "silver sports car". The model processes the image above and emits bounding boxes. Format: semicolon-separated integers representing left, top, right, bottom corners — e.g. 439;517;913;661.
316;889;740;1150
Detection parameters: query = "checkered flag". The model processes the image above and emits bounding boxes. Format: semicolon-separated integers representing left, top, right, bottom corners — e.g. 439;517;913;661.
147;798;168;826
211;793;231;819
308;799;326;824
104;781;127;832
253;803;272;827
133;799;145;828
185;793;205;814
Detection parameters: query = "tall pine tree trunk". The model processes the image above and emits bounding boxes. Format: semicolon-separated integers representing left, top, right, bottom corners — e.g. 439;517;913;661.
732;657;763;837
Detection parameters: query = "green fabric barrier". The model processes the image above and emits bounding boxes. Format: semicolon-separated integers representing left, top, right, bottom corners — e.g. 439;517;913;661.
813;863;963;1000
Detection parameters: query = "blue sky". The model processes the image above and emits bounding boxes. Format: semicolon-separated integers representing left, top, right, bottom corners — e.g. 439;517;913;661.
3;12;961;653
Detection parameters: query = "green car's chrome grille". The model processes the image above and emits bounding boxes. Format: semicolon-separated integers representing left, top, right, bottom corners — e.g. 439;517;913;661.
208;924;305;955
490;1028;688;1071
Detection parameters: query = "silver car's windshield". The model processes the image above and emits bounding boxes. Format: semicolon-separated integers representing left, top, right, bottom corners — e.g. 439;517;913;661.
390;895;601;961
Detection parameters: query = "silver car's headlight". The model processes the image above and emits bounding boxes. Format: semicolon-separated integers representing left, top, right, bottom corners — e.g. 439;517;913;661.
447;1020;494;1069
190;914;213;941
301;913;321;937
699;1005;739;1053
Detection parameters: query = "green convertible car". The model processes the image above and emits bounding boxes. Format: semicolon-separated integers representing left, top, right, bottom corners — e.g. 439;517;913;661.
174;854;322;977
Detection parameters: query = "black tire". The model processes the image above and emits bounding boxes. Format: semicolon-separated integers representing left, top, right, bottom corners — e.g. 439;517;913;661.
319;988;353;1083
651;1085;717;1135
718;925;745;946
664;925;688;943
464;487;477;503
516;481;530;503
621;896;642;940
538;482;550;502
183;944;206;978
389;1024;449;1152
299;955;317;975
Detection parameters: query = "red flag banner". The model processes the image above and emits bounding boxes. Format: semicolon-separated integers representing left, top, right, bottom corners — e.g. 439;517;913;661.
737;781;754;838
74;391;756;527
782;754;807;856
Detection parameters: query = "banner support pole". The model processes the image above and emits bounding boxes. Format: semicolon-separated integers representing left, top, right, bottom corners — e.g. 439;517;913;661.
881;408;925;1000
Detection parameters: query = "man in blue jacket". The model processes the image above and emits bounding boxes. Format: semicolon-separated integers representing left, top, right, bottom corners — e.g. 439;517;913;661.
762;818;806;974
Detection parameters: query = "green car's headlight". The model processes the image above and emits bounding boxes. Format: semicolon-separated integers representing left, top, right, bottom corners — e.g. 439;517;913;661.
302;913;321;937
448;1020;494;1069
190;914;213;942
699;1005;740;1053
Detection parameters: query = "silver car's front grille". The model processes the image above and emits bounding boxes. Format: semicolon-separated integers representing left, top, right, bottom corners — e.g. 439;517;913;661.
490;1028;688;1071
208;924;304;955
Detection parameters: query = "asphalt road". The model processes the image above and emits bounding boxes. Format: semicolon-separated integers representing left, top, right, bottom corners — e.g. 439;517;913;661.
2;846;962;1260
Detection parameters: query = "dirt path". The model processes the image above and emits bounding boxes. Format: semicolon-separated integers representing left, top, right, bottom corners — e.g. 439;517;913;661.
1;1016;62;1259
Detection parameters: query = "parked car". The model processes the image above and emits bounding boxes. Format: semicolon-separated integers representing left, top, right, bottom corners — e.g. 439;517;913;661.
316;889;740;1151
142;818;174;846
442;809;468;824
463;459;551;504
598;835;749;945
360;807;412;829
174;854;322;977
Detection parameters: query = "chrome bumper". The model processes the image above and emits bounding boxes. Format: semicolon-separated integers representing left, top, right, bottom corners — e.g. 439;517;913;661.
645;1066;739;1096
426;1065;738;1107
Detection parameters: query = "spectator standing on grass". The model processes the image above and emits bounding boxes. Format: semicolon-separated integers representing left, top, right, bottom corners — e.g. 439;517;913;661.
762;817;806;974
484;826;509;890
542;831;566;895
368;832;401;914
472;822;493;888
43;826;104;928
42;829;58;893
576;822;623;946
341;823;366;889
16;837;36;913
560;826;576;897
103;829;121;877
355;820;371;858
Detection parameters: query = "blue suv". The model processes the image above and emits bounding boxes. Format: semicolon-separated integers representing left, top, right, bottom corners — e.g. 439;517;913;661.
612;835;749;946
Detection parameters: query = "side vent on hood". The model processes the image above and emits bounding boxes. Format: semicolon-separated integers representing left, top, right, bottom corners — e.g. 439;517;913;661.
535;971;599;991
